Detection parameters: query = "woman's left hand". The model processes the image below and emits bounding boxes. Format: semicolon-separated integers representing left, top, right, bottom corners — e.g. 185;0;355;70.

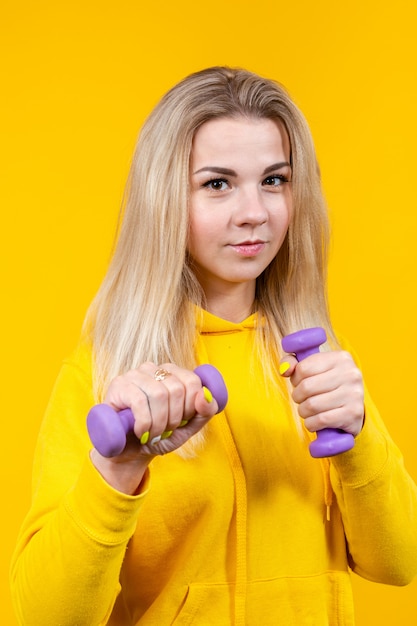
280;351;365;437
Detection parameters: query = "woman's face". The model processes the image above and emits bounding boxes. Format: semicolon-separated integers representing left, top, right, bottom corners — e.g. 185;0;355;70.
188;116;292;309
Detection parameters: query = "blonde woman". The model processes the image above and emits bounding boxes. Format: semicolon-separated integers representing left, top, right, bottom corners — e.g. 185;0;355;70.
11;67;417;625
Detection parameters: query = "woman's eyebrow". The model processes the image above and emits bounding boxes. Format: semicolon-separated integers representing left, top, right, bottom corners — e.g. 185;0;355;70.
192;166;237;176
262;162;291;175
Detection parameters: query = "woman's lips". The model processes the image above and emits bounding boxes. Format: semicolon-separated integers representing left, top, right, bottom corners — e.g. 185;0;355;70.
229;241;266;257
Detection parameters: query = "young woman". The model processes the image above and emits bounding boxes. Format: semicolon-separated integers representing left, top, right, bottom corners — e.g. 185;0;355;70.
11;66;417;625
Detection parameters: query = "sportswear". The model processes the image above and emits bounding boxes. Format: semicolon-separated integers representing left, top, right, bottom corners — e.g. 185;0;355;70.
10;310;417;625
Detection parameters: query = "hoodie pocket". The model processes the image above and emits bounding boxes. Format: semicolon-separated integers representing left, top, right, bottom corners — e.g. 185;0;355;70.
173;571;354;625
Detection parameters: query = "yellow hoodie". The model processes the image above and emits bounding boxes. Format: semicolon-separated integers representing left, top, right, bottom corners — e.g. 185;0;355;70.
10;310;417;625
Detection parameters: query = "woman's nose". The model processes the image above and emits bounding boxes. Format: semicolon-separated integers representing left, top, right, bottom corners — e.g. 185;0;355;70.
234;188;268;225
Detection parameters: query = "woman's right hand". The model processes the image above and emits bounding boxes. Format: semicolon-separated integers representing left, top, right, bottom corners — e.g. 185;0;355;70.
90;362;218;494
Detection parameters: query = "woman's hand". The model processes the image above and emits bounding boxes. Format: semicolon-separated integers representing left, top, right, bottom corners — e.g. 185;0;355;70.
90;362;218;494
280;351;365;437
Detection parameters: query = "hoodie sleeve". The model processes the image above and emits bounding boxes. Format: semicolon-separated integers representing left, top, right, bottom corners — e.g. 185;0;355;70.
10;344;150;626
329;342;417;586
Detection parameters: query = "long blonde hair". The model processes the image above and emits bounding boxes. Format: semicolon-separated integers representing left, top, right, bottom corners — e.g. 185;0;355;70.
84;66;337;400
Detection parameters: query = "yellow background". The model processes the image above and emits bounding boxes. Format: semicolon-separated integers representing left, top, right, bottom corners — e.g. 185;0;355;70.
1;1;416;623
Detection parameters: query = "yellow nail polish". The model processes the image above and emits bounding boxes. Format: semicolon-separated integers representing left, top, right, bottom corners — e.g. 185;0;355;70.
203;386;213;403
179;420;188;427
140;431;150;444
279;362;290;375
161;430;173;439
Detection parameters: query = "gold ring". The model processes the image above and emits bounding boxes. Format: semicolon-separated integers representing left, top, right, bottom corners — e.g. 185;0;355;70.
154;367;171;381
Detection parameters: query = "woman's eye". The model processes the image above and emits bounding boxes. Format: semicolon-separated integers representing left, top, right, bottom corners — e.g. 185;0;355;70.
202;178;229;191
263;174;289;187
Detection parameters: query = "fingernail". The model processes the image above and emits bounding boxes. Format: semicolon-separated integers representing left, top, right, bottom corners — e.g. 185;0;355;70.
179;419;189;427
140;431;150;444
161;430;173;439
203;386;213;403
151;435;162;445
279;362;290;375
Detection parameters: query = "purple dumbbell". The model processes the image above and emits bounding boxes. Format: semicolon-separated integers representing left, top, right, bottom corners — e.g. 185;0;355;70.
281;327;355;458
87;364;228;457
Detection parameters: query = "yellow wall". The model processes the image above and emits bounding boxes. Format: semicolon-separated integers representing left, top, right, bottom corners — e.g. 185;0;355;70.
2;1;416;623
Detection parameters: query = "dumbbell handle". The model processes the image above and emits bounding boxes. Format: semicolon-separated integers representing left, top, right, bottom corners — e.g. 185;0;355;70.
281;328;355;458
87;364;228;457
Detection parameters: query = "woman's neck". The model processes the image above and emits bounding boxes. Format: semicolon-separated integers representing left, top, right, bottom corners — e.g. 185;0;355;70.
202;287;256;323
